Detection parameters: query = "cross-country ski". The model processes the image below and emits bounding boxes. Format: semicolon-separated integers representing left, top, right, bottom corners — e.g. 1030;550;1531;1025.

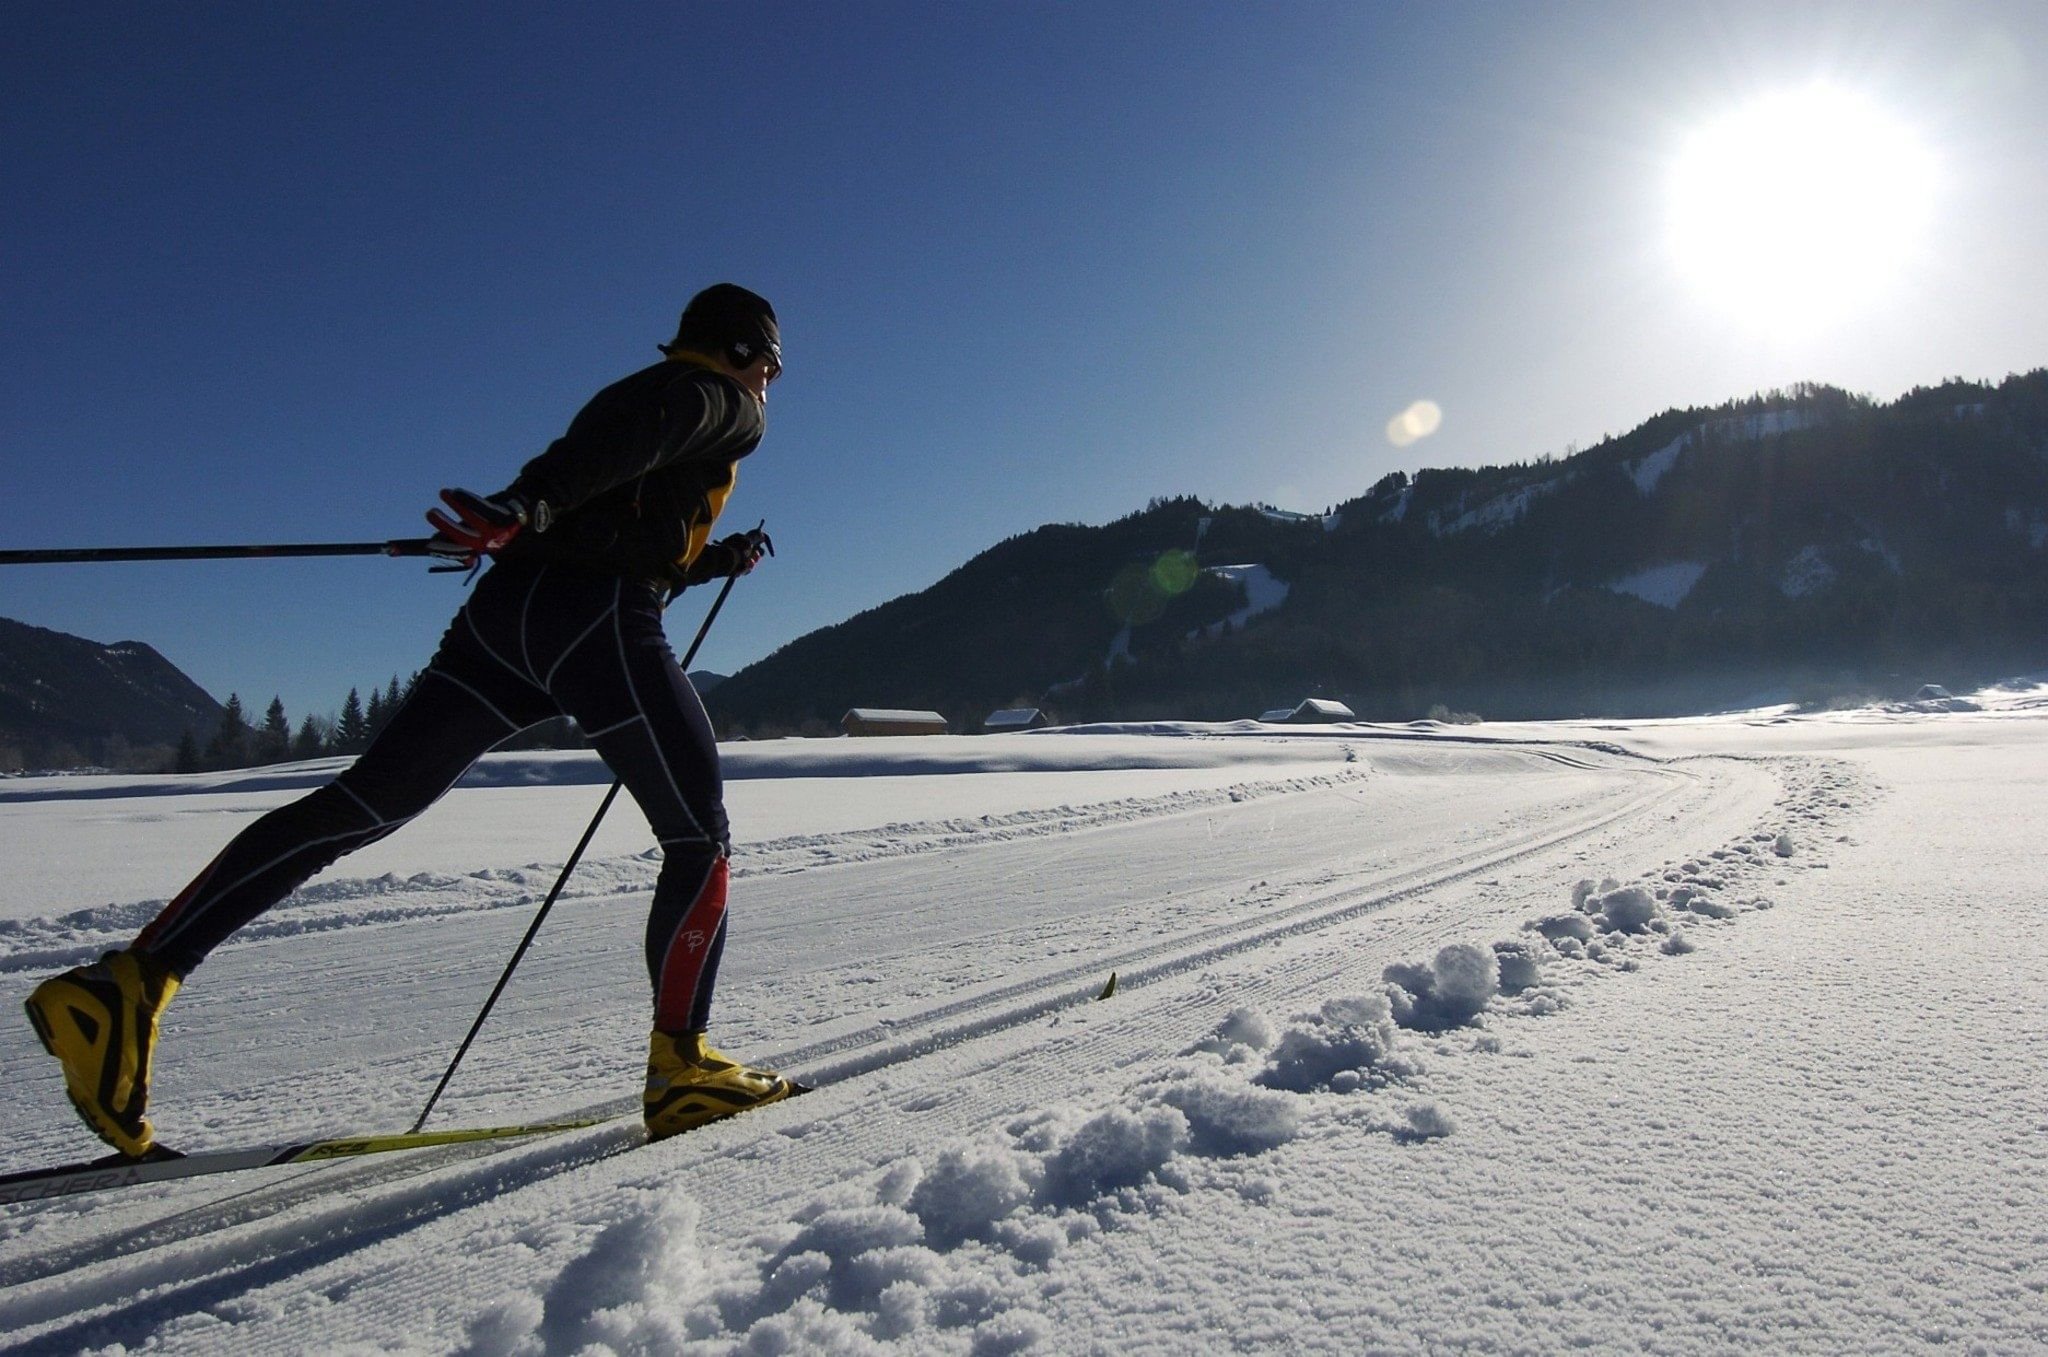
0;1118;607;1206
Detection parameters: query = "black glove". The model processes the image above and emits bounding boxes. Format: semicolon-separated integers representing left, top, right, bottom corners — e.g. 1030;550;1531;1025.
680;525;775;586
424;488;542;570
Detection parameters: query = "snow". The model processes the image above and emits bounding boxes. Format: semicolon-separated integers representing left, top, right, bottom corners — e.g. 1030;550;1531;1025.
1190;564;1290;639
4;688;2048;1353
1605;559;1708;609
1628;433;1687;495
1628;406;1824;499
1433;478;1563;536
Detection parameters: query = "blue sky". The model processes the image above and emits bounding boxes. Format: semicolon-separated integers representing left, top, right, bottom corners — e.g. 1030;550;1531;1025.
4;1;2044;727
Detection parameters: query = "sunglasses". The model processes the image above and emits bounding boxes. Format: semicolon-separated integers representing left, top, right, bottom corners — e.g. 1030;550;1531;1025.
733;339;782;385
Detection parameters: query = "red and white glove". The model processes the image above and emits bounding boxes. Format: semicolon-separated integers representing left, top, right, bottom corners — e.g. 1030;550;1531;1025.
425;488;534;569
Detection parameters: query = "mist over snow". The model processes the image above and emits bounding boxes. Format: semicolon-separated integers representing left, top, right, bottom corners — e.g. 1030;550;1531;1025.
1;678;2046;1352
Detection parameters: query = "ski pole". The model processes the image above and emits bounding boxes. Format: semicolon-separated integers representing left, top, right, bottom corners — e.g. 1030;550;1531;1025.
0;539;435;566
409;554;756;1134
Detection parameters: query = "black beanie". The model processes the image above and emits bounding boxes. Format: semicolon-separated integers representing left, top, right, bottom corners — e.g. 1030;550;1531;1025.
659;283;779;363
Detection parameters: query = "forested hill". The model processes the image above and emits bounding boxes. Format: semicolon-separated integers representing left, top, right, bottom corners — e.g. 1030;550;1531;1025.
0;617;224;769
707;370;2048;733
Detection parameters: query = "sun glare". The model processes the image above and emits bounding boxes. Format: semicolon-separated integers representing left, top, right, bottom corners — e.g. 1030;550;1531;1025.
1667;85;1937;336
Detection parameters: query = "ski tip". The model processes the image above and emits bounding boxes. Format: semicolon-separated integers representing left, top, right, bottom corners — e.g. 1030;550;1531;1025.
785;1080;816;1098
1096;970;1118;1001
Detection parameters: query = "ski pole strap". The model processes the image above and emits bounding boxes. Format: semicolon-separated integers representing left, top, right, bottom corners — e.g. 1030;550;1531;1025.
0;539;435;566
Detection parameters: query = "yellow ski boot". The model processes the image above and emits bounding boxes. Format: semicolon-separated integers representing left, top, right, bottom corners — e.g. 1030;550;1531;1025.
643;1030;798;1140
24;949;181;1158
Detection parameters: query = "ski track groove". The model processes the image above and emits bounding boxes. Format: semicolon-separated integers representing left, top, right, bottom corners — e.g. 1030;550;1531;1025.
2;750;1671;1293
0;768;1381;975
0;749;1819;1353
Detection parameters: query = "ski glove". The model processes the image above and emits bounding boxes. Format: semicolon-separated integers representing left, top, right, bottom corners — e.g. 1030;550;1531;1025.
424;488;545;570
680;525;775;587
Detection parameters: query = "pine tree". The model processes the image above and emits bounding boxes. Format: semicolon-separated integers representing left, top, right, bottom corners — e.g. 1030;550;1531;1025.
259;696;291;764
335;688;368;753
384;674;404;719
204;694;251;770
174;730;201;775
365;685;387;739
292;714;325;761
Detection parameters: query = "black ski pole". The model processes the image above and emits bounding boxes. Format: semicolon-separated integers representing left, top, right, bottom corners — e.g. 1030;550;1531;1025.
409;556;756;1134
0;539;436;566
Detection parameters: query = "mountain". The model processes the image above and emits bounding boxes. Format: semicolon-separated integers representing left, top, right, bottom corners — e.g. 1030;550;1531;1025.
707;371;2048;733
0;617;224;769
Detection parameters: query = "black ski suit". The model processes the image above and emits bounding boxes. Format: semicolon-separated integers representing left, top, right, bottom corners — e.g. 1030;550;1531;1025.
136;356;764;1033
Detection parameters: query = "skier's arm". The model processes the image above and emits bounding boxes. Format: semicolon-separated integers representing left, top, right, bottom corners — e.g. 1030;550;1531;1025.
503;369;761;518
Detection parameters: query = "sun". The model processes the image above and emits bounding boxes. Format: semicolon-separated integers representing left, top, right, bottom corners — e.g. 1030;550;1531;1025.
1666;85;1937;336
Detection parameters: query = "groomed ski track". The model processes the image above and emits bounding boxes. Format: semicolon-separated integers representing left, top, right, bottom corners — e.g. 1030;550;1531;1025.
0;734;1795;1354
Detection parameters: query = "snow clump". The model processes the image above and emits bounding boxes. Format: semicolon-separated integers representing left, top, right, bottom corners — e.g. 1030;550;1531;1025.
1142;1065;1304;1156
1530;911;1596;943
1491;938;1548;995
906;1142;1040;1246
698;1064;1315;1349
1384;942;1500;1031
768;1205;929;1312
522;1188;704;1356
1396;1100;1457;1143
1185;1004;1277;1062
1040;1105;1190;1206
1589;884;1661;935
1257;993;1423;1092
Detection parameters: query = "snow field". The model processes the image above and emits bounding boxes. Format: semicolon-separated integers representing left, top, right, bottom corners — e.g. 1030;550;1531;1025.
1;707;2042;1353
20;746;1766;1350
406;758;1829;1355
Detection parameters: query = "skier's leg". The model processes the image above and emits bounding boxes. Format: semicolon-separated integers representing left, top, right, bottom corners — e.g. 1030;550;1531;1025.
25;574;556;1155
134;660;544;976
545;578;732;1024
540;575;791;1135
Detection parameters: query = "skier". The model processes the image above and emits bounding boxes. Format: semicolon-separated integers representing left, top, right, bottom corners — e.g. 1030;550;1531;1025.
24;284;795;1157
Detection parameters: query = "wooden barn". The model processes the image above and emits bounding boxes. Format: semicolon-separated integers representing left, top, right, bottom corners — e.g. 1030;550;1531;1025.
1262;698;1357;723
981;708;1050;733
841;708;949;737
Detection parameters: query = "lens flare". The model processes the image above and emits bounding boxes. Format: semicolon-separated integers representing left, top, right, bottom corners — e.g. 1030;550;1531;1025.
1107;550;1201;625
1386;400;1443;448
1150;549;1199;595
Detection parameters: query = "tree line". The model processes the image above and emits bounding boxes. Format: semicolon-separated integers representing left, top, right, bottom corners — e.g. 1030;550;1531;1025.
173;672;587;773
174;674;418;773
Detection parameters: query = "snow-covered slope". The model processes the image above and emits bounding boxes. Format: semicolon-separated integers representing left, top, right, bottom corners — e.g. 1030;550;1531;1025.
2;695;2045;1353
